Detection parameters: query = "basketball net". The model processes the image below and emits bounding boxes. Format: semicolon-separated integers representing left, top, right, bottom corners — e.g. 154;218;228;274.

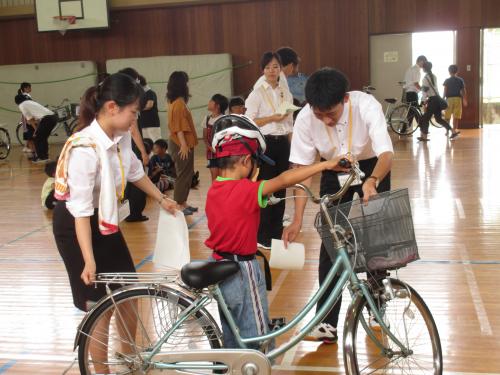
53;16;76;36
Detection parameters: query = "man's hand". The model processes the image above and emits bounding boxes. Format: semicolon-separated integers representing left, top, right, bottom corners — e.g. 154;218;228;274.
362;178;378;203
282;220;301;248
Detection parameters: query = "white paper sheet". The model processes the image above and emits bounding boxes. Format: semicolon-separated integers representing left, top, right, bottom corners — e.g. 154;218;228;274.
269;239;305;270
153;210;190;270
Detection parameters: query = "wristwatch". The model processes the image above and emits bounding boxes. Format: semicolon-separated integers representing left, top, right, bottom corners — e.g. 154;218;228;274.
366;175;379;188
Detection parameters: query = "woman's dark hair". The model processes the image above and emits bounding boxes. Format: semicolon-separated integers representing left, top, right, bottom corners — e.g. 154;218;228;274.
211;94;229;114
154;138;168;150
166;71;190;103
139;74;147;86
78;73;144;129
18;82;31;95
305;68;350;110
118;67;140;80
276;47;299;67
260;51;282;71
423;61;435;85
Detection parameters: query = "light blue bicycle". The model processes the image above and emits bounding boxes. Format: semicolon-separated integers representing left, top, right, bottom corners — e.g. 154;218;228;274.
74;165;442;375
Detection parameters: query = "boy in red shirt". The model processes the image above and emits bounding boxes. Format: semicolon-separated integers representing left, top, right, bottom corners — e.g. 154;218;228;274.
205;115;350;349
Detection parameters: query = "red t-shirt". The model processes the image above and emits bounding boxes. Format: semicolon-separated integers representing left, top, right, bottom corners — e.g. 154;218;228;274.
205;177;267;257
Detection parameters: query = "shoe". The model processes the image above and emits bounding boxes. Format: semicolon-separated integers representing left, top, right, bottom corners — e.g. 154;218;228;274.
182;208;194;216
186;205;198;212
257;242;271;250
32;157;50;164
417;137;429;142
124;215;149;222
450;131;461;139
304;323;338;344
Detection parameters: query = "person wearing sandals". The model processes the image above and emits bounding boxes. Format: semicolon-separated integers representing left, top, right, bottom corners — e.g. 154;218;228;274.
418;61;459;141
166;71;199;216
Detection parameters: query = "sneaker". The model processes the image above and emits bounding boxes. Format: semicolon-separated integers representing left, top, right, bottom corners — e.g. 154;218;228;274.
185;205;198;213
124;215;149;222
32;157;50;164
257;242;271;250
304;323;338;344
450;131;461;139
182;208;194;216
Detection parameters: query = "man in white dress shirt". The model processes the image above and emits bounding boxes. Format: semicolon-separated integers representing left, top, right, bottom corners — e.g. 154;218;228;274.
403;55;427;129
283;68;394;343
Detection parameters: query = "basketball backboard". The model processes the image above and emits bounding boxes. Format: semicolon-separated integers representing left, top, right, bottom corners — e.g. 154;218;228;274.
35;0;109;33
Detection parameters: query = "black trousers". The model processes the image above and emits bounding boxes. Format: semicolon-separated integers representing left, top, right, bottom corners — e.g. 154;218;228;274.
317;157;391;327
257;135;290;245
419;96;452;135
126;144;147;218
405;92;419;127
34;115;57;159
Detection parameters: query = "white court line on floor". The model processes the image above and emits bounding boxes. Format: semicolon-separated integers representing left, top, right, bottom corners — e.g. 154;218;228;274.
268;270;289;306
458;244;493;336
455;198;466;219
273;364;500;375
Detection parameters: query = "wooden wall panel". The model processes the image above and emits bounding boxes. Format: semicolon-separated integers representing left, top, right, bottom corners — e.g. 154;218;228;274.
0;0;370;96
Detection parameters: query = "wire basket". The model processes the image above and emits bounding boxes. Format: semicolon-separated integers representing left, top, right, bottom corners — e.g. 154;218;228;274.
315;189;419;273
55;105;71;122
70;103;80;118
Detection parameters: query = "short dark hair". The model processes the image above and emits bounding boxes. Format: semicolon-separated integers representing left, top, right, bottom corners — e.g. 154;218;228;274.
229;96;245;108
44;160;57;177
217;155;245;170
305;68;350;110
448;64;458;74
166;71;190;103
118;67;140;80
154;138;168;150
416;55;427;64
276;47;299;67
211;94;229;114
260;51;282;71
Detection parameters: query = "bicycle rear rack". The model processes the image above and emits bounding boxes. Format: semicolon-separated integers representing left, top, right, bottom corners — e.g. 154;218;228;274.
95;271;179;285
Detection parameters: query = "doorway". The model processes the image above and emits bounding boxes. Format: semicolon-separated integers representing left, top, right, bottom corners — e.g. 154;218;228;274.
481;28;500;125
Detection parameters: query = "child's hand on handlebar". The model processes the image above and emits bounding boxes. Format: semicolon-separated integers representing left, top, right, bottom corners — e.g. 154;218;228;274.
326;154;354;172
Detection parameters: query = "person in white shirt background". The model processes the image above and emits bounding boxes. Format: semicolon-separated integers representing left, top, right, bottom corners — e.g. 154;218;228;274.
52;73;177;372
245;51;294;250
282;68;394;344
16;82;35;154
15;93;57;163
403;55;427;130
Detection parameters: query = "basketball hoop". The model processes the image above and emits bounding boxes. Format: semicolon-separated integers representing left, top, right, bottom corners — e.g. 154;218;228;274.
53;15;76;36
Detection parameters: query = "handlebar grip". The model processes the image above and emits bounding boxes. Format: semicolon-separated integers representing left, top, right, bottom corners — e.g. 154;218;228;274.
339;158;351;168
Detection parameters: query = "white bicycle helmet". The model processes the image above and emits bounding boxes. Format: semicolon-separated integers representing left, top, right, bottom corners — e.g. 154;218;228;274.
211;114;275;166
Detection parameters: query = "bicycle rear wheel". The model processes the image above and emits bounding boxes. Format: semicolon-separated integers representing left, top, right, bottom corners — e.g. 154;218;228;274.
388;104;419;135
77;286;222;374
344;279;442;375
15;122;25;146
0;128;11;159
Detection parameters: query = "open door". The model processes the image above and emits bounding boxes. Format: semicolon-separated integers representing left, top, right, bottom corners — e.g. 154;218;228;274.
481;28;500;125
370;33;412;104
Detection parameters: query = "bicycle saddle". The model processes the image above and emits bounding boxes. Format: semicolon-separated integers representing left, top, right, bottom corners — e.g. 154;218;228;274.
181;260;239;289
384;98;397;104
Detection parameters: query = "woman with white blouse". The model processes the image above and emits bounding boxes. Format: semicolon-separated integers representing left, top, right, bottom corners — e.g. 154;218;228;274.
245;52;294;249
52;73;177;373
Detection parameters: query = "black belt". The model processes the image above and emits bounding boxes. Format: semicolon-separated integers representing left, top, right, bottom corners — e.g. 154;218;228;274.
214;250;273;291
264;134;288;141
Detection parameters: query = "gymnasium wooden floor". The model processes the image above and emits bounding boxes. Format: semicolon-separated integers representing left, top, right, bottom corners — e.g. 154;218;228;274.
1;127;500;374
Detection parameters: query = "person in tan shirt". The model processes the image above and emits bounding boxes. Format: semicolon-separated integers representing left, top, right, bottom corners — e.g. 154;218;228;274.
166;71;199;215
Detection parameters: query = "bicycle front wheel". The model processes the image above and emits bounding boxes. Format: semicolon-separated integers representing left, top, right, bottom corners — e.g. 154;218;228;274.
15;122;25;146
0;128;11;159
344;279;442;375
389;105;419;135
77;286;222;374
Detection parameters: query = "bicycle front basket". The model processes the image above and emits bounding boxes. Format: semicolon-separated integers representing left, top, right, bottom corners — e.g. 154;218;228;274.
315;189;419;273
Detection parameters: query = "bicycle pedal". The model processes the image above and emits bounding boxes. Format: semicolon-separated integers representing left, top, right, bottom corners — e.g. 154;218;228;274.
269;317;286;330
